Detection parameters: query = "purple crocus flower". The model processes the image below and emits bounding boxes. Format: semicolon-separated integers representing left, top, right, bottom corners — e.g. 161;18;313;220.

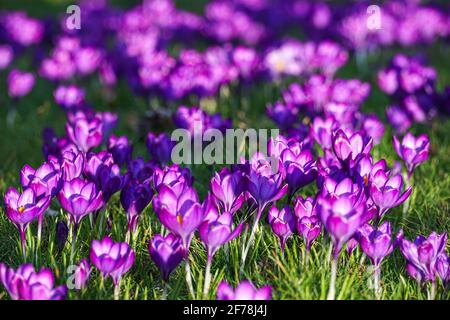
210;167;245;214
146;132;175;164
4;188;50;257
107;135;133;166
436;254;449;285
153;164;193;192
317;194;366;258
199;211;243;260
332;130;373;169
247;153;288;214
84;151;124;202
294;196;321;251
369;170;412;218
280;146;317;198
60;150;84;181
7;69;35;98
120;180;154;236
400;232;447;283
20;161;61;198
0;263;67;300
386;105;413;134
358;222;394;267
54;85;85;110
268;206;295;252
66;113;103;152
153;184;203;248
90;236;135;288
393;132;430;177
57;177;103;226
74;259;90;290
216;280;272;300
149;233;185;283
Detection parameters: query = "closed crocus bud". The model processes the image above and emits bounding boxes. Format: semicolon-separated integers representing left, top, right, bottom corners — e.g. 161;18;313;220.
332;130;373;168
210;167;245;214
0;263;67;300
268;206;295;252
74;259;90;290
400;232;447;282
369;170;412;218
216;280;272;300
90;236;135;286
317;194;366;258
297;215;321;252
149;233;184;282
358;222;394;266
146;132;175;164
199;211;244;259
7;69;35;98
120;180;153;234
393;132;430;176
56;220;69;251
57;178;103;225
54;85;85;110
61;150;84;181
20;161;62;198
153;184;204;248
66;114;103;152
107;135;132;166
346;237;359;256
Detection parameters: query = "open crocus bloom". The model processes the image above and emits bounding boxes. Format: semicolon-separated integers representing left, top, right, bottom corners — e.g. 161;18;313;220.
216;280;272;300
332;129;373;168
57;177;103;225
358;221;394;266
199;211;244;259
369;170;412;217
393;132;430;175
20;161;61;198
90;236;135;286
0;263;67;300
66;113;104;152
210;167;245;214
153;184;203;248
317;194;366;258
399;232;447;282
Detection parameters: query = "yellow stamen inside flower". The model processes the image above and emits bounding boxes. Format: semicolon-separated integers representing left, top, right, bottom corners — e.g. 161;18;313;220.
18;206;25;214
275;60;285;72
363;175;369;186
177;215;183;225
303;116;311;125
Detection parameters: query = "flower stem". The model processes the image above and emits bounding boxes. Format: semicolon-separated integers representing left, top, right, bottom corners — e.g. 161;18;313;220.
114;281;120;300
36;214;43;264
70;223;78;266
373;265;381;300
427;282;436;300
185;257;195;299
19;227;26;262
240;206;263;275
162;282;168;300
327;257;338;300
203;256;213;299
